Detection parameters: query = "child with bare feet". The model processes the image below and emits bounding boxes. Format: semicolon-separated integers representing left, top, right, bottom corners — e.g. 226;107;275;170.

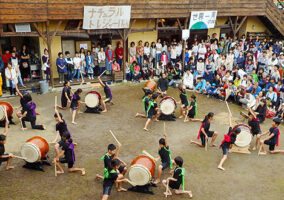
258;118;284;155
247;106;262;150
99;159;128;200
0;115;14;171
178;86;189;119
98;76;114;113
184;94;202;122
154;131;172;184
136;90;153;118
70;88;82;124
162;156;192;198
190;112;218;147
143;93;159;131
217;113;241;171
54;131;85;175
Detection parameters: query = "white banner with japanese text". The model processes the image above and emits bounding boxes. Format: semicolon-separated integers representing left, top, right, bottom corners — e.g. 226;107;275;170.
83;6;131;29
189;11;217;30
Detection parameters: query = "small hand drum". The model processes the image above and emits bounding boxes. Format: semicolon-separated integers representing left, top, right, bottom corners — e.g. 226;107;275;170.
160;97;177;115
85;91;101;108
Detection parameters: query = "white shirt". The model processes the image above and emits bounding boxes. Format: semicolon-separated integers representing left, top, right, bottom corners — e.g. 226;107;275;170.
144;47;150;56
5;68;17;81
170;48;177;59
156;43;162;54
183;72;194;88
192;45;199;55
176;44;182;56
237;69;246;79
162;45;167;53
73;57;81;69
65;57;73;65
98;52;106;63
198;47;206;59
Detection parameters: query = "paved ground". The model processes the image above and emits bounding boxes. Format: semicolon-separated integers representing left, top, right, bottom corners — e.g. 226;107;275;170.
0;82;283;200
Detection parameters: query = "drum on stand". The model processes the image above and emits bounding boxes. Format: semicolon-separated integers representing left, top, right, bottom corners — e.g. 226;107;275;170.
85;91;101;108
144;80;156;92
128;155;156;186
160;97;177;116
0;102;13;121
230;124;252;154
21;136;49;163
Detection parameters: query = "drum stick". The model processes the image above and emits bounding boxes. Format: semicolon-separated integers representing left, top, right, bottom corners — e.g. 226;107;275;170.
13;155;27;160
109;130;121;146
99;70;106;77
55;96;57;107
163;122;166;133
225;101;232;115
142;150;156;161
126;179;136;187
54;159;57;177
205;139;208;151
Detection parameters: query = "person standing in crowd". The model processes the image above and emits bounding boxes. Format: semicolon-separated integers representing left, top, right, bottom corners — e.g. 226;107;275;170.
115;42;123;68
5;62;17;95
105;45;114;75
65;51;74;82
2;49;11;89
79;48;86;78
98;47;106;76
91;47;99;76
136;40;144;67
10;51;25;88
156;39;162;66
143;42;150;62
150;42;156;68
129;42;136;62
42;49;50;82
19;45;30;82
56;52;67;84
72;52;82;82
86;50;94;80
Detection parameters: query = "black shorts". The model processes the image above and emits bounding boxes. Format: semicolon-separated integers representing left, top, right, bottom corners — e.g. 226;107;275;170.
61;99;67;108
252;130;261;136
162;162;170;170
59;158;74;168
222;146;229;155
187;112;195;119
118;165;125;173
0;154;9;165
264;140;276;151
104;97;112;103
103;184;113;195
147;110;156;119
169;180;180;190
200;131;214;146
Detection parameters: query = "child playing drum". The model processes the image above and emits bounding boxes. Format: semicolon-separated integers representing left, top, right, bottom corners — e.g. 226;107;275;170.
57;80;73;110
154;131;172;184
96;143;127;192
98;76;114;113
136;90;153;118
100;159;128;200
247;106;262;150
162;156;192;198
52;107;72;144
218;113;241;171
54;131;85;175
0;114;14;171
70;88;83;124
178;86;189;119
258;118;284;155
190;112;218;147
143;93;159;131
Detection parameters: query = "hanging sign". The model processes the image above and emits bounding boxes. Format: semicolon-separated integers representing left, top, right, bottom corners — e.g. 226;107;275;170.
189;11;217;30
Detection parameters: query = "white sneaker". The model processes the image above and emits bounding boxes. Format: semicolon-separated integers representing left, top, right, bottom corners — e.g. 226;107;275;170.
69;80;73;82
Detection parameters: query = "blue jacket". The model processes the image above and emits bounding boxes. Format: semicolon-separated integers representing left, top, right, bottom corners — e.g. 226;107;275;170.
56;58;67;73
0;57;4;70
236;56;245;68
85;55;94;69
207;86;217;94
194;79;206;91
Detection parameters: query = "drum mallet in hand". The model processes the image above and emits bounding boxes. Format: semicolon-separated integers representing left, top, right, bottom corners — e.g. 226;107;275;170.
109;130;121;146
225;101;232;116
13;155;27;160
142;150;156;161
126;179;137;187
99;70;106;78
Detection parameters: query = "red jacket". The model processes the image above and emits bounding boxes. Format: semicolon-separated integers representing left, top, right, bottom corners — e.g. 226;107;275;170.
115;47;123;59
2;53;12;67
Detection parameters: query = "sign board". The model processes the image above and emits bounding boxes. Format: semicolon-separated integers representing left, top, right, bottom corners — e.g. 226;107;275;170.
189;11;217;30
182;29;190;41
15;23;31;33
83;6;131;29
80;44;88;50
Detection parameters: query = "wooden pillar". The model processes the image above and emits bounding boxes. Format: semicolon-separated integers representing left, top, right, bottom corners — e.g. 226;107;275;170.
46;21;54;87
0;24;3;54
123;29;127;80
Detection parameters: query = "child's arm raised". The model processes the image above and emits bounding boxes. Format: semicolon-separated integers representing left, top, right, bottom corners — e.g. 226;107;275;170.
164;132;168;147
3;117;9;136
98;76;106;88
113;143;121;159
228;113;232;128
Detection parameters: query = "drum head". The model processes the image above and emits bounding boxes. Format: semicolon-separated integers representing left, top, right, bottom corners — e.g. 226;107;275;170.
21;143;41;163
128;164;151;186
160;98;176;115
0;109;5;121
234;125;252;147
85;93;99;108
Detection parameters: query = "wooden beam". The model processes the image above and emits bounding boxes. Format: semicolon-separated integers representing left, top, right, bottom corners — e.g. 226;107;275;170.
46;21;54;88
235;16;247;34
123;29;127;80
77;20;82;30
8;24;15;32
228;17;236;36
125;19;136;40
0;31;40;37
184;17;189;29
156;18;159;30
234;16;239;33
146;19;152;29
130;28;155;33
157;26;185;30
0;24;3;37
50;20;62;43
117;30;123;39
33;22;47;44
176;18;182;30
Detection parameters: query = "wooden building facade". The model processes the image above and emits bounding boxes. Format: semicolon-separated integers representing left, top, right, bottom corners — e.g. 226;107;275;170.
0;0;283;85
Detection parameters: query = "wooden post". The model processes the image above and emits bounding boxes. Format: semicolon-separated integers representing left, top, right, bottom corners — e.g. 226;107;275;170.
46;21;54;87
0;24;3;54
123;29;127;80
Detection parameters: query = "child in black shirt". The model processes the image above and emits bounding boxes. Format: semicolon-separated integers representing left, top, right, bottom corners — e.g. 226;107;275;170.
143;93;159;131
135;90;153;118
184;95;202;122
258;118;284;155
178;87;189;119
57;80;72;110
154;131;172;184
70;88;82;124
98;76;114;113
190;112;218;147
218;114;241;171
0;116;13;171
54;131;85;175
162;156;192;198
247;106;262;150
101;159;128;200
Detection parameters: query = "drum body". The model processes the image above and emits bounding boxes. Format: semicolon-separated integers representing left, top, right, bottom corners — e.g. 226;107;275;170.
160;97;177;115
21;136;49;163
0;102;13;121
85;91;101;108
233;124;252;147
128;155;156;186
144;80;156;91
